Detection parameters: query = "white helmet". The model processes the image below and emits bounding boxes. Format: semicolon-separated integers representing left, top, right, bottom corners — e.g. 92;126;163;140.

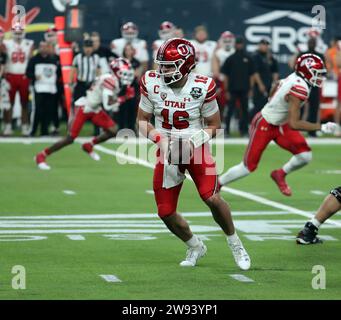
158;21;176;41
121;22;138;41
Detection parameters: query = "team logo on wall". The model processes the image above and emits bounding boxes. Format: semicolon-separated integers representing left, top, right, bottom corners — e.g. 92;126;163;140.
160;92;167;100
190;87;203;99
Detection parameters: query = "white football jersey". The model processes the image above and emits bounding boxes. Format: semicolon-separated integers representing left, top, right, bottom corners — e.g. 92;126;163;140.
261;73;310;126
191;40;217;76
152;39;165;60
75;73;120;113
111;38;149;63
4;39;34;74
215;48;235;67
139;71;219;139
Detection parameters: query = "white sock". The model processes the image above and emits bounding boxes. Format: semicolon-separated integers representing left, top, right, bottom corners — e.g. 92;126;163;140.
227;232;240;245
283;151;312;174
219;162;250;186
185;235;200;248
311;217;321;228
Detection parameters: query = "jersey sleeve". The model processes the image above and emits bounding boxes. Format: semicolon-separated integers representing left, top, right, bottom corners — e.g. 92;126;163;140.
201;99;219;118
139;73;149;97
289;82;309;101
103;76;116;93
139;94;154;113
204;78;217;103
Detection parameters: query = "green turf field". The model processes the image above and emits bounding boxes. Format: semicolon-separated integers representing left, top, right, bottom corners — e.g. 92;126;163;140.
0;138;340;300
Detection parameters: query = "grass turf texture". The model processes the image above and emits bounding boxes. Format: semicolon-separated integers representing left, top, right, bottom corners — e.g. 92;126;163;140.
0;141;340;299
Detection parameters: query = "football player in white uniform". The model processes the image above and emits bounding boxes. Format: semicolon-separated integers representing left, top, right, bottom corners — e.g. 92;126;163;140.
191;25;217;77
212;31;235;115
35;58;135;170
212;31;235;77
3;23;34;136
111;22;149;73
137;38;250;270
219;54;338;196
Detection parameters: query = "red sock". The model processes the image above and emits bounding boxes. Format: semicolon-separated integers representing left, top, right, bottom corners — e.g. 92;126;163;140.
92;137;99;145
44;148;51;156
279;168;286;176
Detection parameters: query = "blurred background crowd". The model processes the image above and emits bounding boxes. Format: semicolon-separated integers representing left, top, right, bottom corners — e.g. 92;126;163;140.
1;0;341;138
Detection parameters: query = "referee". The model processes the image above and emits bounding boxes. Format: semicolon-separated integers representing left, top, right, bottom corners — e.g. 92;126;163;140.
70;39;101;104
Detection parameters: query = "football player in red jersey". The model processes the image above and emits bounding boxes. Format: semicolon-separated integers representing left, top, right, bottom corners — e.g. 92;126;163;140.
297;186;341;244
35;58;135;170
219;54;337;196
137;38;251;270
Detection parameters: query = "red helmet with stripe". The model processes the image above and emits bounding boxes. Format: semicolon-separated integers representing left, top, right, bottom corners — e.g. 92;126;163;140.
158;21;176;40
295;53;326;88
110;57;135;85
155;38;196;85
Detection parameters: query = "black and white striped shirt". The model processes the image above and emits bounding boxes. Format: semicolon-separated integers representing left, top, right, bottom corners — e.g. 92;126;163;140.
72;52;100;83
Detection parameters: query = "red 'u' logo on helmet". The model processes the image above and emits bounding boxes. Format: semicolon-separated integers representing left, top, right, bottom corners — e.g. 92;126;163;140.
177;44;190;56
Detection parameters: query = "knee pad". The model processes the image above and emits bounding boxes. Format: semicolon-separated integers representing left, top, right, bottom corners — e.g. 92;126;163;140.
296;151;312;164
330;186;341;203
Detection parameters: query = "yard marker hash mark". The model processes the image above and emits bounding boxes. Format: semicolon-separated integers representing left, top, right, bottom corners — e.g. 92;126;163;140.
229;274;255;283
100;275;122;283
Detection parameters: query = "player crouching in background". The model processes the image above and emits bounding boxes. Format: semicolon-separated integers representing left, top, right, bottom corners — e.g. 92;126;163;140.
34;58;135;170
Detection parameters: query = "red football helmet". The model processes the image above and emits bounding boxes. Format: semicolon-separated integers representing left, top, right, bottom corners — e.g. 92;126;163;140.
110;57;135;85
295;53;326;88
12;22;25;41
155;38;196;85
219;31;235;50
121;22;138;41
158;21;176;41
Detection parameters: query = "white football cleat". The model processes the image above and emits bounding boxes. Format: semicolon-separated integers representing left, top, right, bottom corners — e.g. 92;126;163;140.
3;124;13;136
179;241;207;267
38;162;51;170
228;238;251;271
22;124;31;136
89;151;101;161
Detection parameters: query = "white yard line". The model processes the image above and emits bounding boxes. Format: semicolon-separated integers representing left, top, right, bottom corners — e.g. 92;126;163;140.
93;144;341;227
2;137;341;145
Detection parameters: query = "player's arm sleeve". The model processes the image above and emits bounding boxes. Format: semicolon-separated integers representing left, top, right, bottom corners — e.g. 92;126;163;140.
139;94;154;114
102;88;116;111
202;79;219;117
289;83;309;101
204;78;217;104
201;99;219;118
